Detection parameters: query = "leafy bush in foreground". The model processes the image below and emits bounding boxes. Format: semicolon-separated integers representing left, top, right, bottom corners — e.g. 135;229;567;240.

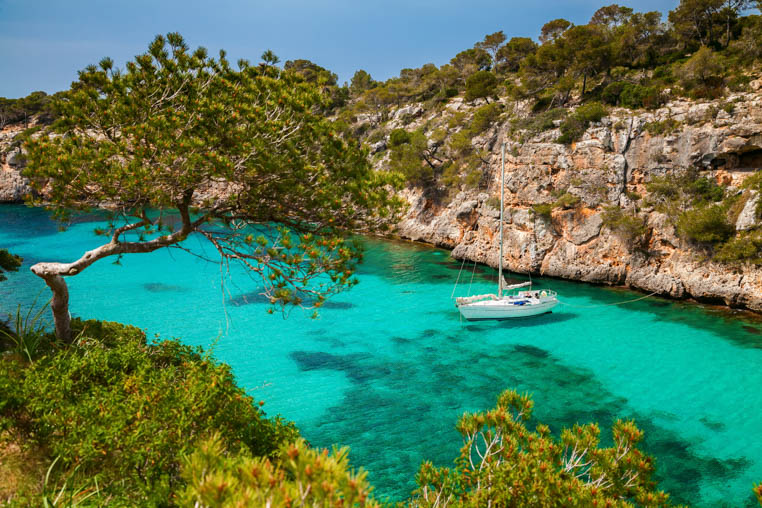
3;319;761;506
181;436;378;507
183;390;673;507
0;320;298;505
412;390;672;507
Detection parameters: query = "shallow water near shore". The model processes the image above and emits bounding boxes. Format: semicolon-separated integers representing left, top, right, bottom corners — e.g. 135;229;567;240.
2;204;762;506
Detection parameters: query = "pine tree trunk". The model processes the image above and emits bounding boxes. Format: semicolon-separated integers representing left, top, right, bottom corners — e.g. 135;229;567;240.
29;203;195;343
33;270;72;343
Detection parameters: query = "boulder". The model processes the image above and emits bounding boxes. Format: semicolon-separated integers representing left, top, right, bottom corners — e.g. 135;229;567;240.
393;104;423;122
370;140;386;154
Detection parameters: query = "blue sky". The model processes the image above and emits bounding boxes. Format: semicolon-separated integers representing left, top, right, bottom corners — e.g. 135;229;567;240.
1;0;679;98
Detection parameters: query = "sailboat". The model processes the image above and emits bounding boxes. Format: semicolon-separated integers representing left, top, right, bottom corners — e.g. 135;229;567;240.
455;143;559;320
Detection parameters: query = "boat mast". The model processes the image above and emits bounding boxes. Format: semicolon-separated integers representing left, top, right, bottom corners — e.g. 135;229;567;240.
498;142;505;298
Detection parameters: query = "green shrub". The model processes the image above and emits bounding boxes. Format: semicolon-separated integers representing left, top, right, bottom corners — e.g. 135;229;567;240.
389;129;434;184
677;204;734;244
727;74;752;92
411;390;670;507
557;102;607;144
440;161;460;187
388;128;411;147
715;232;762;264
532;203;553;219
470;103;501;135
645;170;727;226
0;91;61;127
620;83;661;109
602;206;647;242
601;82;627;105
465;70;498;102
181;435;379;507
553;192;580;209
602;82;662;109
365;128;385;144
486;196;501;209
0;320;298;505
652;64;676;84
464;168;483;188
679;47;725;99
0;302;50;363
447;130;474;158
510;108;566;137
644;119;681;136
689;176;725;203
447;111;467;129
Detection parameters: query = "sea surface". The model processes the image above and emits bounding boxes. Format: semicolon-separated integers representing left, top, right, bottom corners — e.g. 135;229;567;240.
1;204;761;506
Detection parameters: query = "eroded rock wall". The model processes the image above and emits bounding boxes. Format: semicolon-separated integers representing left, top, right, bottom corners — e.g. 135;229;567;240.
0;125;32;202
4;92;762;311
395;89;762;311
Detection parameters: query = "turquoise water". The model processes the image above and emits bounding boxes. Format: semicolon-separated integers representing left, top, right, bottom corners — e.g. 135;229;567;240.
2;204;762;507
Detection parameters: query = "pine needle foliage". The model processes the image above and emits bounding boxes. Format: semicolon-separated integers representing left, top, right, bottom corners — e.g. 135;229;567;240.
23;33;402;342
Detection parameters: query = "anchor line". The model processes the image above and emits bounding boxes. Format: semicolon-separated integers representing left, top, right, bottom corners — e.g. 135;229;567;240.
556;291;660;309
466;260;478;297
451;257;467;300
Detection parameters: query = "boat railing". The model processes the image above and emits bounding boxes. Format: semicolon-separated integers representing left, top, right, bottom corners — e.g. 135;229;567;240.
516;289;557;300
455;294;498;305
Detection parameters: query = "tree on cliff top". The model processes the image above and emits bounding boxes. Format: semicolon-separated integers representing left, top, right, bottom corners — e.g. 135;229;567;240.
24;33;400;343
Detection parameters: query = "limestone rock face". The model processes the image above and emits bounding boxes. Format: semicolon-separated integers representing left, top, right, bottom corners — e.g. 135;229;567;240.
0;167;32;202
370;139;387;154
393;104;424;121
0;125;33;203
394;91;762;312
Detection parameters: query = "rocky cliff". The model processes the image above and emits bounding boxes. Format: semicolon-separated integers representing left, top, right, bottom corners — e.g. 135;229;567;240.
4;89;762;311
0;125;33;202
388;85;762;311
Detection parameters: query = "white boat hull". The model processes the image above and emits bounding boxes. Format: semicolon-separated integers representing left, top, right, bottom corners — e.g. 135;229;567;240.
457;296;558;320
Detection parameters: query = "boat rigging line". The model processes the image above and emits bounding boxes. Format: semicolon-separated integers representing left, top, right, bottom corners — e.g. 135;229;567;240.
450;257;467;299
555;291;660;309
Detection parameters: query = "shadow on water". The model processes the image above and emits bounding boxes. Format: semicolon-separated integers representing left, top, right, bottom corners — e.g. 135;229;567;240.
0;205;62;238
460;311;578;333
512;344;550;358
290;351;391;385
143;282;187;293
292;340;751;506
229;291;354;310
